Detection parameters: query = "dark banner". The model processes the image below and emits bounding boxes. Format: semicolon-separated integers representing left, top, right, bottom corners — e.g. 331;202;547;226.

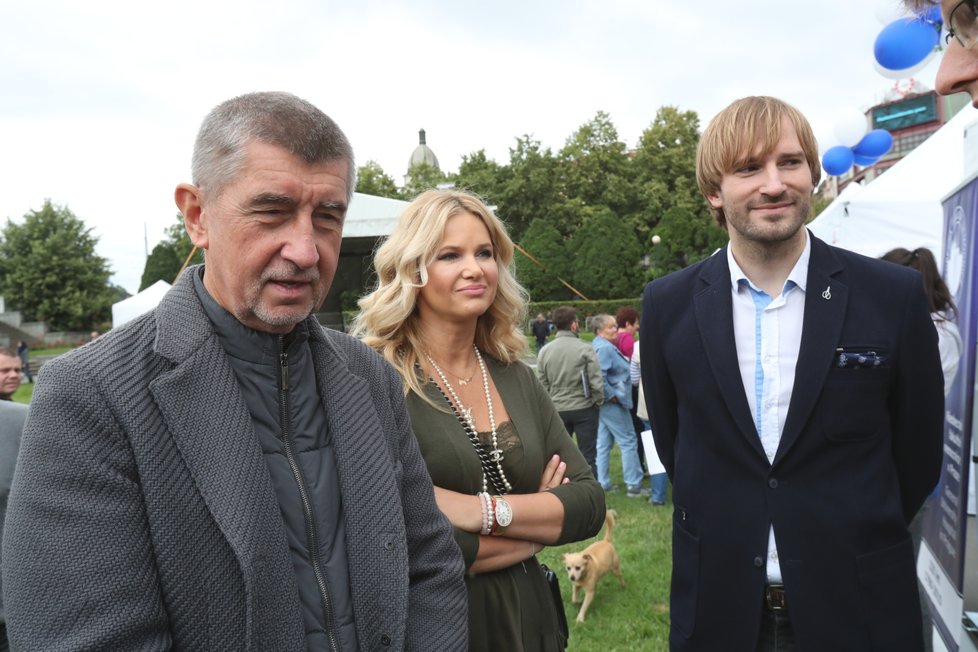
919;175;978;651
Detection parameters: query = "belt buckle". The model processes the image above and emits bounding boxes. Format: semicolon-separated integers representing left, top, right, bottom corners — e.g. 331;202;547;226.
765;584;787;611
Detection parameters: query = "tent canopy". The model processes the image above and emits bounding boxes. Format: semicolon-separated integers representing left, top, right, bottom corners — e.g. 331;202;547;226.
112;279;171;328
809;105;978;261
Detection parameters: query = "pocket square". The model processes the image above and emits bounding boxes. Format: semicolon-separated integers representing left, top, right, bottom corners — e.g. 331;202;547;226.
835;348;887;369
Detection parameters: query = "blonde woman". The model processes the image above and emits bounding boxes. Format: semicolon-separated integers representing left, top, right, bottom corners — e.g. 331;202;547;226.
354;189;604;651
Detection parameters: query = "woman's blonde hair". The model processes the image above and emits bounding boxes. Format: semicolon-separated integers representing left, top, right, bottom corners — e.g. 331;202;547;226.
352;188;529;400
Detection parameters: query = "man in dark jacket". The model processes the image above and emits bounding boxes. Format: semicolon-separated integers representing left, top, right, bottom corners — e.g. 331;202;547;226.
3;92;467;651
641;96;943;651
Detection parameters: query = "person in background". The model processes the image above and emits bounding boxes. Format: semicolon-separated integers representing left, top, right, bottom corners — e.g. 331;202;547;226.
0;348;21;401
614;306;639;359
630;345;668;505
531;313;550;353
0;400;27;651
3;91;467;651
641;95;943;650
536;305;605;480
592;314;646;498
881;247;962;393
15;341;30;384
355;188;604;651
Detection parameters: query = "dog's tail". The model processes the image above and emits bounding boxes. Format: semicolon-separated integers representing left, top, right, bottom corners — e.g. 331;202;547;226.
603;509;617;543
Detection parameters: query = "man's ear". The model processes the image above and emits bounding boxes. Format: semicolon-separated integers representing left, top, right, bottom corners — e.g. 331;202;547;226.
707;193;723;209
175;183;208;250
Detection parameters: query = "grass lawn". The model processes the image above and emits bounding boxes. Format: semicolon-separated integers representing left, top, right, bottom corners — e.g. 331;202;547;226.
538;446;673;651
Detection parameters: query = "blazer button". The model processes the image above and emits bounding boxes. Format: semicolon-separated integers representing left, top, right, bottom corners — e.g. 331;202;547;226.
384;540;393;550
381;634;392;646
754;556;764;568
768;478;778;489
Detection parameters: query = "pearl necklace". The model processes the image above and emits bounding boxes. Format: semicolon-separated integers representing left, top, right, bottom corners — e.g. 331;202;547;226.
426;345;512;493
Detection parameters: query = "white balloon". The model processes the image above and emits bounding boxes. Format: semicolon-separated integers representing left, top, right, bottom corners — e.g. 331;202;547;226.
834;108;869;148
875;0;908;25
873;50;937;79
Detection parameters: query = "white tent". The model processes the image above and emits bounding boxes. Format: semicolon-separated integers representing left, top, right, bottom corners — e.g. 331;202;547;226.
809;105;978;261
112;279;171;328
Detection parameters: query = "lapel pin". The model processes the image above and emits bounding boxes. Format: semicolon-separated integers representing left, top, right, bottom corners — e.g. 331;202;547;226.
821;286;831;300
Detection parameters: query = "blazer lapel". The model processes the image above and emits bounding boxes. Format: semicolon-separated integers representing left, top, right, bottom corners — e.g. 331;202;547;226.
148;272;289;571
694;251;767;460
775;236;848;464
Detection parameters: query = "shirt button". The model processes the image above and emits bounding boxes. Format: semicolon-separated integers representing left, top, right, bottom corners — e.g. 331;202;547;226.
769;478;778;489
381;634;392;646
754;556;764;568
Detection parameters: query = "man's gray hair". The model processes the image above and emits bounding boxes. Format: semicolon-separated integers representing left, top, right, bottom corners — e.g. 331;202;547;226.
191;91;356;200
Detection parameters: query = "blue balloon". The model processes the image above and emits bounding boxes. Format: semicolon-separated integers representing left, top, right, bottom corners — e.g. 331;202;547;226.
822;146;855;176
874;18;940;71
853;154;880;167
853;129;894;158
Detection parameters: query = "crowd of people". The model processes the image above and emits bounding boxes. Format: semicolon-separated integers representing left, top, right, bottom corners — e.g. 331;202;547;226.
0;2;972;646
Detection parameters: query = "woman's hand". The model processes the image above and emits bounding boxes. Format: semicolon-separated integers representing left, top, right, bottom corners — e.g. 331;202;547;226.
538;454;570;491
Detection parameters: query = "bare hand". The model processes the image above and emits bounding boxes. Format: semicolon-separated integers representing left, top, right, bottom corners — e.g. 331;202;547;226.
538;454;569;491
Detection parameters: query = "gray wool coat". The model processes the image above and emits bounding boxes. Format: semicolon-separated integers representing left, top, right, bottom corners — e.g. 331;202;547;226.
1;268;468;651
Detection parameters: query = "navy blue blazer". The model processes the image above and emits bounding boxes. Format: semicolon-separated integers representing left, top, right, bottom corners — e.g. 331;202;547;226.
640;234;944;651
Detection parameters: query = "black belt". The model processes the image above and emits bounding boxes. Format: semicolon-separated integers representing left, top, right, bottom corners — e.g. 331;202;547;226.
764;584;787;611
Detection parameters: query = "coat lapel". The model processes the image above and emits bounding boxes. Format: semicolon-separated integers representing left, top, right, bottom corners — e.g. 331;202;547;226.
693;251;767;460
146;271;298;646
774;236;848;464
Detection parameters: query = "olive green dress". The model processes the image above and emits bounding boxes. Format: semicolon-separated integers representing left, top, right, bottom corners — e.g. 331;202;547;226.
407;357;606;652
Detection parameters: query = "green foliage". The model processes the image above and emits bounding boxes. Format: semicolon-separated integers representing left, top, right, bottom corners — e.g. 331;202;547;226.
402;162;448;199
356;160;402;199
558;112;637;219
0;200;117;330
516;219;571;302
139;214;202;290
451;150;510;207
567;208;644;299
648;205;727;279
495;136;561;241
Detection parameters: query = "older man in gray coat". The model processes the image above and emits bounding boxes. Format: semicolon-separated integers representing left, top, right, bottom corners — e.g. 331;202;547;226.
2;92;467;651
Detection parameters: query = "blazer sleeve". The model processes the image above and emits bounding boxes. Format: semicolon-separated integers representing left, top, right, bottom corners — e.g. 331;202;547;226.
2;358;170;650
891;276;945;521
641;280;678;479
387;369;469;651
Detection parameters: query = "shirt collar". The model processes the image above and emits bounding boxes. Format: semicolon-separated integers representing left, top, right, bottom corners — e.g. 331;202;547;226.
726;229;811;295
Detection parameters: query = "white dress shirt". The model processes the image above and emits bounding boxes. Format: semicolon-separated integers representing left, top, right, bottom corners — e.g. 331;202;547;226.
727;233;810;583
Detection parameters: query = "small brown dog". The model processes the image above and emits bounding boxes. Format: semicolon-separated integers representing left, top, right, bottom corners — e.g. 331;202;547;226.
562;509;624;622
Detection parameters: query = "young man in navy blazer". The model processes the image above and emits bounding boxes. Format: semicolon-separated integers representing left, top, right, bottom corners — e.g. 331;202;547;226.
640;96;944;651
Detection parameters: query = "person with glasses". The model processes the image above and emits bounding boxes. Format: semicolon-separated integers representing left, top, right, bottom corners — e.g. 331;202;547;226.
640;96;944;651
905;0;978;100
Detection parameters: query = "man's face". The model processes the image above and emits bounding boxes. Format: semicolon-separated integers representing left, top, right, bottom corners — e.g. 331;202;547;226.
707;118;812;251
177;141;349;334
935;0;978;102
0;353;21;399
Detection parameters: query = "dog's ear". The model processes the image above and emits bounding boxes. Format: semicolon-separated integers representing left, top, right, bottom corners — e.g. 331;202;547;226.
583;553;593;561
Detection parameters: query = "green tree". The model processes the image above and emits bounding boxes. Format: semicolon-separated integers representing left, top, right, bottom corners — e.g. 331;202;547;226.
451;150;509;208
557;112;637;219
139;214;202;290
515;219;570;302
0;200;116;330
647;205;727;279
402;162;447;199
567;207;644;299
497;136;560;241
356;160;401;199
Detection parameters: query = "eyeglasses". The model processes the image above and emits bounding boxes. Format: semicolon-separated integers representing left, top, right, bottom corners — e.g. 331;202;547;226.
947;0;978;49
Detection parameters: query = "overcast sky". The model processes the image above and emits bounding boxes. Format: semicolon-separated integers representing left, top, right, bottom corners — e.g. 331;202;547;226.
0;0;940;294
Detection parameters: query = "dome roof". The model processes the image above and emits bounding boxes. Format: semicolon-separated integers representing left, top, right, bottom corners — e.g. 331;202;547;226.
408;128;440;170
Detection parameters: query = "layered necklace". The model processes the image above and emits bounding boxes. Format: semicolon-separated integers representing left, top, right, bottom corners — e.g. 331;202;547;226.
426;345;512;494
